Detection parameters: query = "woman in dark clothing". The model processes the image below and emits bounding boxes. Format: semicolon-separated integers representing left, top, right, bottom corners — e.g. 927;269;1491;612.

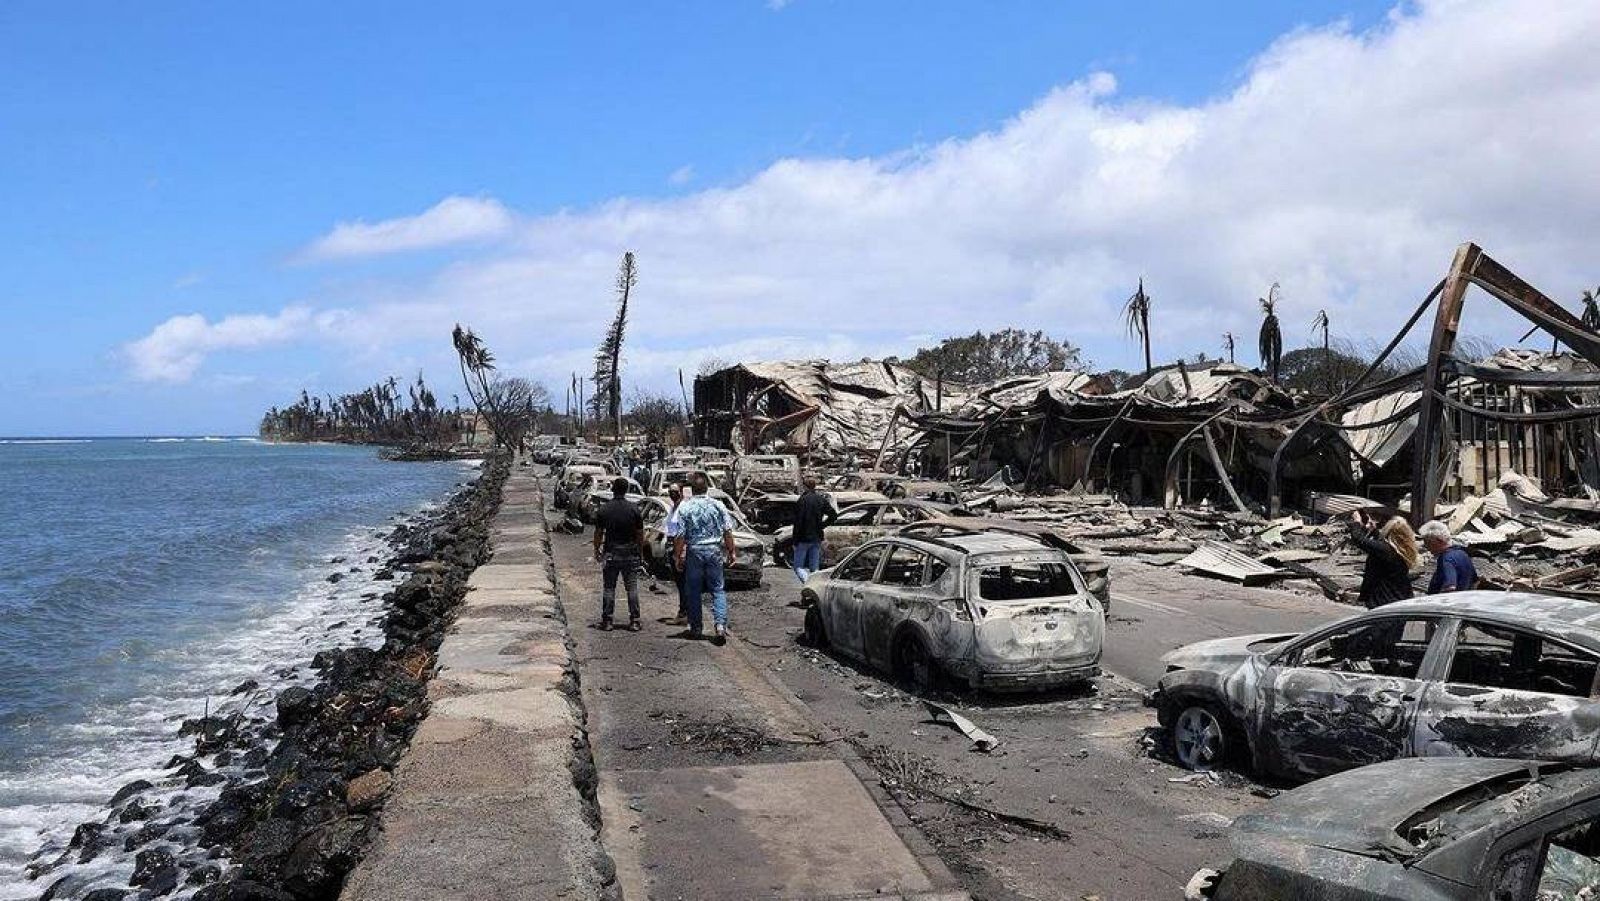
1348;511;1419;608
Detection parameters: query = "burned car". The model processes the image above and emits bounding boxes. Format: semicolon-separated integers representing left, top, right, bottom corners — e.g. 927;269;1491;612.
638;495;767;588
1154;591;1600;781
572;475;646;524
1187;757;1600;900
553;463;612;508
897;515;1112;615
801;533;1103;692
771;498;974;568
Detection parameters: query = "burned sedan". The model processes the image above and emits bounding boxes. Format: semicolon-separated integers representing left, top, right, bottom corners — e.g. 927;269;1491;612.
801;533;1104;692
897;515;1112;616
1187;757;1600;900
1153;591;1600;782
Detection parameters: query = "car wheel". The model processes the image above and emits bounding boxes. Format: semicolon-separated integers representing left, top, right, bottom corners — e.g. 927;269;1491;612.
893;631;938;694
803;607;828;648
1171;703;1235;771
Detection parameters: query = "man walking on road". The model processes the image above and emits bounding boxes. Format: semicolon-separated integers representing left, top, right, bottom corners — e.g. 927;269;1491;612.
1419;521;1478;593
673;472;735;645
593;477;646;632
791;475;835;583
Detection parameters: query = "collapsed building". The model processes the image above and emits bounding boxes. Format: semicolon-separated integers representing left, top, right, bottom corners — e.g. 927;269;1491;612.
691;360;959;463
693;244;1600;524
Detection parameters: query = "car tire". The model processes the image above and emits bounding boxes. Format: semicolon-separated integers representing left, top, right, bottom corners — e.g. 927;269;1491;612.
1170;702;1239;771
892;631;939;694
803;607;828;648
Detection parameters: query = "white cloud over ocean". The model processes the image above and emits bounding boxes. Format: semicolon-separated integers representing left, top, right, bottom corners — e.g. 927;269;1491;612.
126;0;1600;393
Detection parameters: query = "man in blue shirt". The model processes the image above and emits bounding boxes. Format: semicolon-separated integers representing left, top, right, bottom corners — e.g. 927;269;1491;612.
1419;521;1478;593
673;472;736;645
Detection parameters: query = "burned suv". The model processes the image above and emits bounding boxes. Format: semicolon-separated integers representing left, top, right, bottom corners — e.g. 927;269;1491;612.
801;533;1104;693
1154;591;1600;782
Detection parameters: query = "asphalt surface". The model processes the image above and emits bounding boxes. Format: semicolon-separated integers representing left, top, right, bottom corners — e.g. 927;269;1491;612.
550;485;1366;900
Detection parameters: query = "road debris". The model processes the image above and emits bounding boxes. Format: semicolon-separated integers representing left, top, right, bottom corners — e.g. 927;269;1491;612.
924;701;1001;752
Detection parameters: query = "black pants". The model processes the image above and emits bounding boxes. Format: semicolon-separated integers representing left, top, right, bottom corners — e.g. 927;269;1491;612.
602;551;642;622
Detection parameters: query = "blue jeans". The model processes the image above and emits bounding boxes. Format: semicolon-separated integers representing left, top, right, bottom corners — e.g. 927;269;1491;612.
684;544;728;633
792;541;822;583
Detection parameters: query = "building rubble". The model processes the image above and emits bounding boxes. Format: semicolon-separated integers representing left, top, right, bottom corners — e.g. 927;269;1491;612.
691;243;1600;606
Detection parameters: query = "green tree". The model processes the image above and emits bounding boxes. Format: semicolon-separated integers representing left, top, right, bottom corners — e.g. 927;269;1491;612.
900;328;1085;384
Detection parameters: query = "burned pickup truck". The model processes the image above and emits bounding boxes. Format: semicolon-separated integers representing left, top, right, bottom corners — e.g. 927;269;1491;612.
1154;592;1600;781
1187;757;1600;900
800;533;1104;692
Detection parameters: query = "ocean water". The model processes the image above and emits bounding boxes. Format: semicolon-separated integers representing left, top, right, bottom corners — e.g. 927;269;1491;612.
0;438;476;898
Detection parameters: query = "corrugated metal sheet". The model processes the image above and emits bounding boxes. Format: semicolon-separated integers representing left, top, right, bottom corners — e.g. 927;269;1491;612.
1178;541;1291;586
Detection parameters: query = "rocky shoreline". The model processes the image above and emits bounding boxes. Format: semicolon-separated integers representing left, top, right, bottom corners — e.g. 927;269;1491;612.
25;454;511;901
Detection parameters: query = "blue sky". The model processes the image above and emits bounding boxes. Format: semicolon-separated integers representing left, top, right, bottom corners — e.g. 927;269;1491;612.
6;1;1597;436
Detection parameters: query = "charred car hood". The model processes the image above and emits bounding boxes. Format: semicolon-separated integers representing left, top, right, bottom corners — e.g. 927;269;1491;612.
1227;757;1556;868
1160;633;1293;673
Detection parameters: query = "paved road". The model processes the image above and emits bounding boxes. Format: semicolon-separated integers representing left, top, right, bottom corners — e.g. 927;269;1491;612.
1101;560;1356;687
547;481;1373;900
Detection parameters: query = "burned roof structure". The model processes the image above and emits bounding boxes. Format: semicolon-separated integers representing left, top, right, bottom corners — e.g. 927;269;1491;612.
691;360;957;463
690;244;1600;525
902;362;1310;514
1266;242;1600;521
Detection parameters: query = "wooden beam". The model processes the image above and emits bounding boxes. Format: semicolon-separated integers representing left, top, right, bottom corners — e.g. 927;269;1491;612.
1409;242;1479;525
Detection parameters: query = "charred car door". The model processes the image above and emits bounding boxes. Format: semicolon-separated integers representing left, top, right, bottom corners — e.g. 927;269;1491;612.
822;505;878;566
824;545;887;662
1257;615;1443;780
859;544;936;671
1413;619;1600;764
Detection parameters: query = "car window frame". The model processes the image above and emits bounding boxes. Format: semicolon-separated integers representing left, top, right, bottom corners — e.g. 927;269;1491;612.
1440;617;1600;700
1272;613;1451;680
875;545;932;588
834;542;890;583
1482;794;1600;898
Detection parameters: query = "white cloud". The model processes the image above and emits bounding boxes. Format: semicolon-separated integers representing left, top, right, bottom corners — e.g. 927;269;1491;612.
299;195;514;261
766;0;792;10
129;0;1600;396
124;308;321;382
668;164;696;186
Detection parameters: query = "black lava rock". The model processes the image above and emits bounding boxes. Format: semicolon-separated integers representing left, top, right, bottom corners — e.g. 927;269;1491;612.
274;687;316;727
109;780;154;807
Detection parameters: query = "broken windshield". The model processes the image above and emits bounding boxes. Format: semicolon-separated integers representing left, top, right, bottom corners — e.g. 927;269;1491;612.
974;561;1080;603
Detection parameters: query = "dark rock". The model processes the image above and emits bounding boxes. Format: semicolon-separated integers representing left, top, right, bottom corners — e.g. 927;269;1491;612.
186;863;223;886
122;822;169;851
274;687;316;726
229;679;260;696
109;780;155;807
193;879;293;901
119;799;157;823
326;572;344;584
71;822;105;849
130;847;176;887
82;890;129;901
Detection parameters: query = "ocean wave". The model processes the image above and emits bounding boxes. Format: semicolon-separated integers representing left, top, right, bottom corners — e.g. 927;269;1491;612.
0;497;452;898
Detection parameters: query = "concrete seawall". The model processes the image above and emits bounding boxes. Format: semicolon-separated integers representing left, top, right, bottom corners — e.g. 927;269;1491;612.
342;464;609;900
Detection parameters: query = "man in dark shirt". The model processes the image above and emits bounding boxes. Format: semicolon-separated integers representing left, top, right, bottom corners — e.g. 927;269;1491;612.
791;476;835;582
592;477;645;631
1420;521;1478;594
